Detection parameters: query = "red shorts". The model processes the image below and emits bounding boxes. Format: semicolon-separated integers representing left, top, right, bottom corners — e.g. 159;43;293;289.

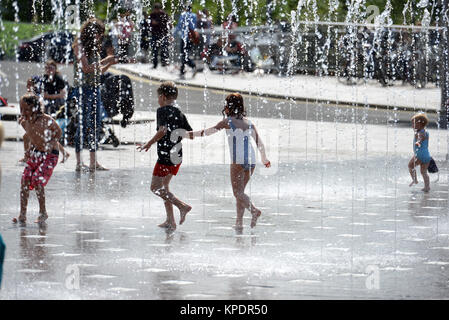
22;150;59;190
153;162;181;177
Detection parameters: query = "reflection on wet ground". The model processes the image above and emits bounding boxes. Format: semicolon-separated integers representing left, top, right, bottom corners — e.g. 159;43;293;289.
1;155;449;299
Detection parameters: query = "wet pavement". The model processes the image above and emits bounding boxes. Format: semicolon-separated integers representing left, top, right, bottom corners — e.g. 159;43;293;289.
1;115;449;299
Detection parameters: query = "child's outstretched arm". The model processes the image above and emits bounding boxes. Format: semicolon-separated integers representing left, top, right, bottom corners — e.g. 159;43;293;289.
251;124;271;168
137;126;167;152
185;119;228;139
415;130;427;147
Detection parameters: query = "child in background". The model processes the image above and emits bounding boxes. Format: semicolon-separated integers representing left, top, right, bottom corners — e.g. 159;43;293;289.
409;112;431;193
19;84;69;164
186;93;270;230
12;93;62;224
0;121;4;288
0;120;3;185
137;82;192;230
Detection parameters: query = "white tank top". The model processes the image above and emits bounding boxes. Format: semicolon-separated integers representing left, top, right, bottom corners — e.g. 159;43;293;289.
225;117;256;166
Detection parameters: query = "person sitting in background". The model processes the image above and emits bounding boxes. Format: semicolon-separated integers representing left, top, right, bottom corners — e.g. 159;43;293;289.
42;59;66;116
205;36;249;72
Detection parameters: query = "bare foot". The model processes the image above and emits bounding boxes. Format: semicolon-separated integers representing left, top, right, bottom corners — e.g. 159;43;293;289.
61;151;70;163
422;187;430;193
35;213;48;224
250;208;262;228
158;221;176;230
179;205;192;225
12;215;26;223
409;180;418;187
233;224;243;233
75;163;89;172
89;163;109;172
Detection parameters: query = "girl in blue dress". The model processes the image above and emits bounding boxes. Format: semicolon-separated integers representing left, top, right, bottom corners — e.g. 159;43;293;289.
408;113;431;192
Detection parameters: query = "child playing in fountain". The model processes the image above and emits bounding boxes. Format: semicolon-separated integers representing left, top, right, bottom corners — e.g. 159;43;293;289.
12;93;62;224
137;82;192;230
19;83;69;164
409;112;431;193
185;93;271;230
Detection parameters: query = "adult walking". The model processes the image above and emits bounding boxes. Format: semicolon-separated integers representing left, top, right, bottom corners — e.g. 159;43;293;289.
149;3;171;69
175;4;197;79
72;18;118;172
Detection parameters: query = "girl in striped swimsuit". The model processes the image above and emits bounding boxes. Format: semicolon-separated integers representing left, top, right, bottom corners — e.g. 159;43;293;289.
186;93;271;230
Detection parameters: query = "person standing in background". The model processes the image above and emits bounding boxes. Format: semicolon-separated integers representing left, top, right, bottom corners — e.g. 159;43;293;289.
72;18;118;172
149;3;172;69
140;11;151;63
175;4;197;79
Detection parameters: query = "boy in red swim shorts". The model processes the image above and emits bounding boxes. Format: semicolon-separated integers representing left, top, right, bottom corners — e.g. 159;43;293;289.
138;82;192;230
13;93;62;224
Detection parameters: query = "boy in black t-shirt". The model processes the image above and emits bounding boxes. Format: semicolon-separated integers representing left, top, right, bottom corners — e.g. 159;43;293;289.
138;82;192;230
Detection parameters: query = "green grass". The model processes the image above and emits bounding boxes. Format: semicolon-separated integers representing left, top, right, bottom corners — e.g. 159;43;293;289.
0;21;54;59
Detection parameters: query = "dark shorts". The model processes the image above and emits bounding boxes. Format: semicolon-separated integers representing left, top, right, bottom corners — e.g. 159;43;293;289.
22;149;59;190
153;162;181;177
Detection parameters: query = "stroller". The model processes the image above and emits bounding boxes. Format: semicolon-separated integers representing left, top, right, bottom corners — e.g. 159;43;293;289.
100;73;135;128
61;74;135;148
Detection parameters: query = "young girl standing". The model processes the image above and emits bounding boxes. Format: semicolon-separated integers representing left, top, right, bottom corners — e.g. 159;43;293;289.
72;18;118;172
187;93;270;230
409;113;431;192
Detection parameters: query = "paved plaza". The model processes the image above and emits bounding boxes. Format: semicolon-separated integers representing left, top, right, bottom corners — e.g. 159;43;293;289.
1;109;449;299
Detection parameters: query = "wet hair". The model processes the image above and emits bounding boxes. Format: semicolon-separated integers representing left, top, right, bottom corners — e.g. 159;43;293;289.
157;81;178;100
154;2;162;10
223;93;245;119
21;93;42;115
79;18;105;58
411;113;428;127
